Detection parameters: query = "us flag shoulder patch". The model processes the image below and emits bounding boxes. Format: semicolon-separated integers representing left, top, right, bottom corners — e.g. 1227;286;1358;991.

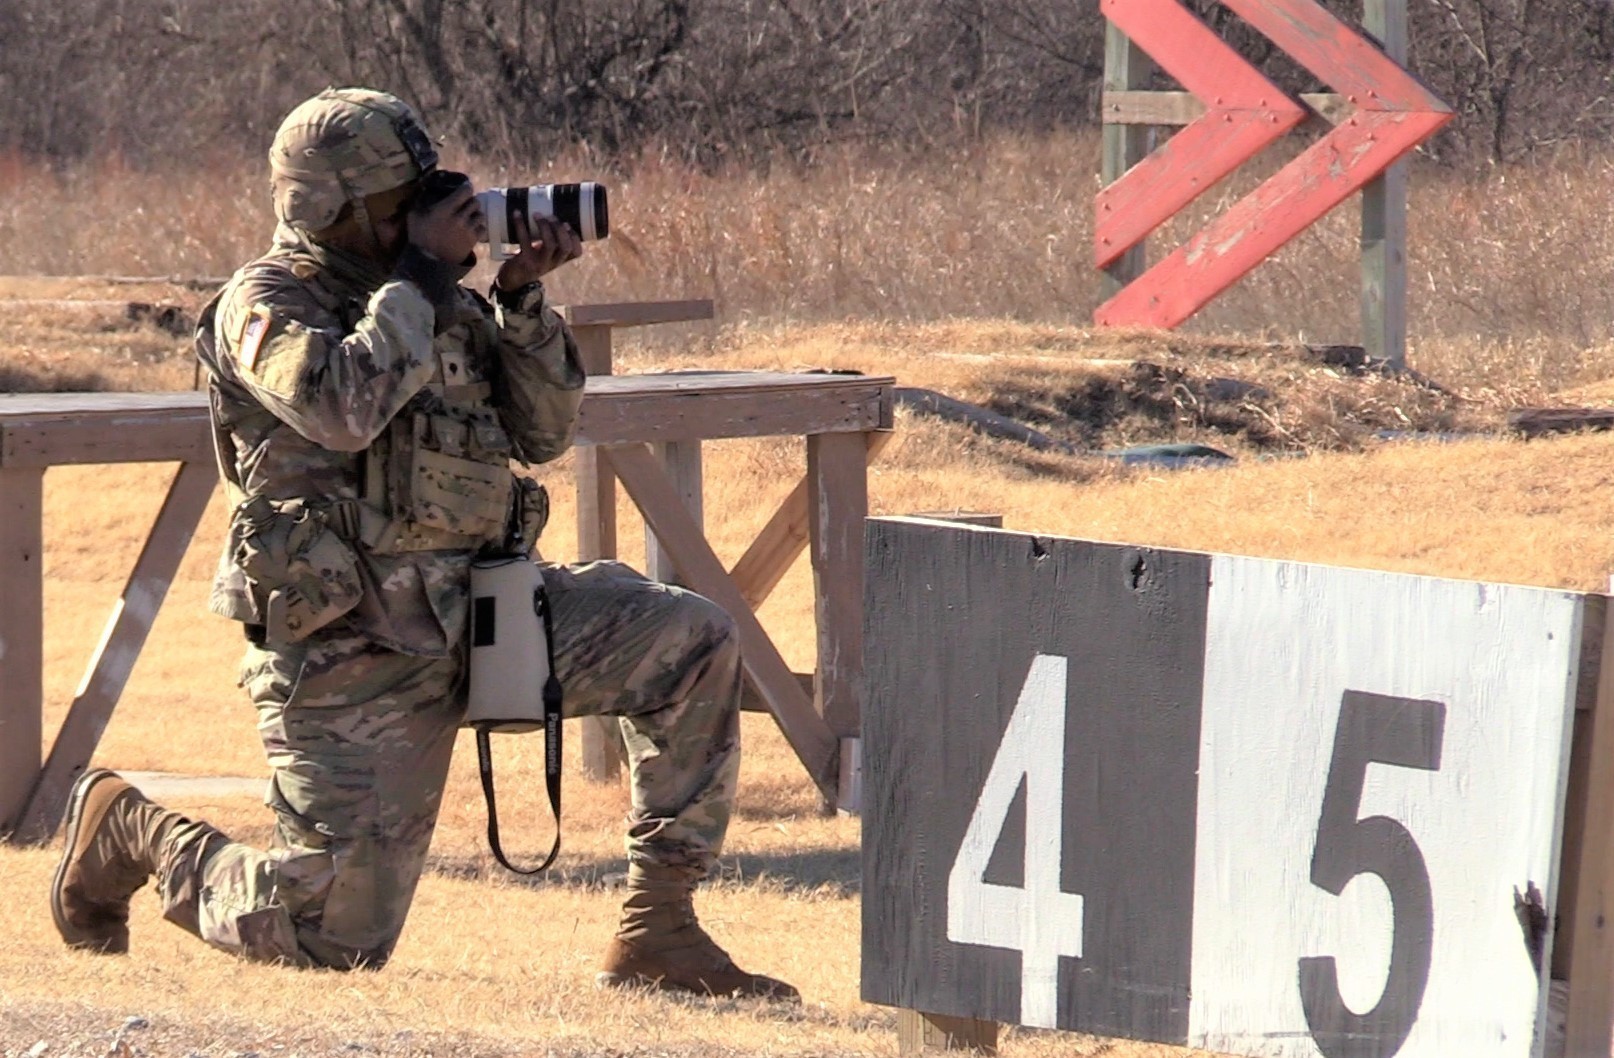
238;309;272;372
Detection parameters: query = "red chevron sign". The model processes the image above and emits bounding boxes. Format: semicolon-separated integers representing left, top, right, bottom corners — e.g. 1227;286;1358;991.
1095;0;1453;329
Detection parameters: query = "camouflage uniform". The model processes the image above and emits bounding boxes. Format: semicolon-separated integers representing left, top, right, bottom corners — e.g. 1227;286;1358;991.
154;91;743;969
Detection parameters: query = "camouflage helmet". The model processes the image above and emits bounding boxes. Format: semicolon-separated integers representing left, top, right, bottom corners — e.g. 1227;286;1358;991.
269;87;439;232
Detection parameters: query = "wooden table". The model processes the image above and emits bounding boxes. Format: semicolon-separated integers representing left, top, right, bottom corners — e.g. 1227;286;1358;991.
0;370;892;844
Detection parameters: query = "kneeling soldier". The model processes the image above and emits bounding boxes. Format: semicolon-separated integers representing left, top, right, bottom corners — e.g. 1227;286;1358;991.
50;87;796;1001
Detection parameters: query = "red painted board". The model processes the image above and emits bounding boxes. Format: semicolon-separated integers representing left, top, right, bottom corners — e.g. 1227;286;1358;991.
1096;0;1304;267
1221;0;1453;113
1095;108;1451;328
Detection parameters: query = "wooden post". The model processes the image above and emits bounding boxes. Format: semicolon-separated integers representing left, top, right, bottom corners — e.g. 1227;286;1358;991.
608;442;840;799
0;468;44;838
645;441;703;583
1102;22;1155;298
570;321;627;782
14;460;217;842
1362;0;1409;372
808;431;868;812
897;1010;998;1055
1566;595;1614;1058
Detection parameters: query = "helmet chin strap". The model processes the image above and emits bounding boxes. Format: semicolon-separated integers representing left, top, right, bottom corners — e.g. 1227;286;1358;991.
351;194;384;259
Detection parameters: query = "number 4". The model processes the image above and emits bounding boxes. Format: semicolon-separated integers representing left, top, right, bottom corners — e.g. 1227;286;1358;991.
947;653;1085;1029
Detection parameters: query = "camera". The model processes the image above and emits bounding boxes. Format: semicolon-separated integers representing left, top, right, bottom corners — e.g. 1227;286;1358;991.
476;183;610;258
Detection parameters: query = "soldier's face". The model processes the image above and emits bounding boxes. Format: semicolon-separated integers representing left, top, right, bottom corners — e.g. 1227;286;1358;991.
366;182;419;265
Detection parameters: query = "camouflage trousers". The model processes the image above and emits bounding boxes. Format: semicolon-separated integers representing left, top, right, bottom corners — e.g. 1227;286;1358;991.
151;560;742;968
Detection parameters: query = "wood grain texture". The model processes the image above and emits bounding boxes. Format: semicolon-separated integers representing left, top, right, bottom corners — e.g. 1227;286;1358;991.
576;374;893;445
1566;601;1614;1058
1097;0;1304;270
1557;595;1608;982
13;460;217;843
1094;0;1452;329
808;432;867;741
1361;0;1410;372
1103;91;1350;126
0;374;898;468
563;299;714;327
1101;22;1155;294
608;442;839;798
729;431;892;611
896;1010;999;1054
1096;107;1449;328
0;394;213;467
861;517;1206;1041
0;468;44;837
570;324;624;782
645;441;703;584
1192;556;1581;1057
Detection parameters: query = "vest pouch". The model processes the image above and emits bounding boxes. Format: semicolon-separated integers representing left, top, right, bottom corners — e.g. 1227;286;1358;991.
406;412;512;541
510;477;550;555
232;496;364;644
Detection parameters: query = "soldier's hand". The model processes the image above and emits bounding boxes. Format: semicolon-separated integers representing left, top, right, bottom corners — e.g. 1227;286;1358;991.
495;212;583;293
407;180;486;264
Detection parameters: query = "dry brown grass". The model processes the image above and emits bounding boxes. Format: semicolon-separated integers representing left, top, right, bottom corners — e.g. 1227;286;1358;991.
8;136;1614;390
7;138;1614;1055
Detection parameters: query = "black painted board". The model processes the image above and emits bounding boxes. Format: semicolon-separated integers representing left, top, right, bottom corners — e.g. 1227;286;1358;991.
860;517;1210;1043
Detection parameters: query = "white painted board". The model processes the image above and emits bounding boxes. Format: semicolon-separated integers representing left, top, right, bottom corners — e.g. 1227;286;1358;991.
1190;556;1582;1058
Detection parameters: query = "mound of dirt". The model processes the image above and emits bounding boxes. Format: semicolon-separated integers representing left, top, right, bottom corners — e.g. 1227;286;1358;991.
970;340;1501;456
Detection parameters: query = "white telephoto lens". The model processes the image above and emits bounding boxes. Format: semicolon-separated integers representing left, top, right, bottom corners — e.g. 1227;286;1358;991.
475;189;513;260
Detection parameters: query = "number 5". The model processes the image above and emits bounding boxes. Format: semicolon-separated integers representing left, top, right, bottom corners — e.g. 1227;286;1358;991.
1300;691;1446;1058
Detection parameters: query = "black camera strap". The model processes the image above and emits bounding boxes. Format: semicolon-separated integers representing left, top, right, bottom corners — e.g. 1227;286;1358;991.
474;580;563;875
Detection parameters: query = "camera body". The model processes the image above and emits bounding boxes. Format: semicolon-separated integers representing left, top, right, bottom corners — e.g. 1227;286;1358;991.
477;183;610;258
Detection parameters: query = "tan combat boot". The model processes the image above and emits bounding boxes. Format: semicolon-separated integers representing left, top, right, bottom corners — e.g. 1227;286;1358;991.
50;769;186;954
596;865;800;1001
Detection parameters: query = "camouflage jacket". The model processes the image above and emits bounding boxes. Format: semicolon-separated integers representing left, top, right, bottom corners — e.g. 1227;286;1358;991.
196;224;585;657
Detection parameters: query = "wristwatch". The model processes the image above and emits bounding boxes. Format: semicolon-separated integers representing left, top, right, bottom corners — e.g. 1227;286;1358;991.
494;280;545;313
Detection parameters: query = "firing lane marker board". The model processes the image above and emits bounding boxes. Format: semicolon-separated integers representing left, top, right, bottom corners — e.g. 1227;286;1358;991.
861;518;1584;1058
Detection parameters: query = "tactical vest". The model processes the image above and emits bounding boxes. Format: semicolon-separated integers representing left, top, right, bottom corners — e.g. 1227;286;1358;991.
197;254;546;643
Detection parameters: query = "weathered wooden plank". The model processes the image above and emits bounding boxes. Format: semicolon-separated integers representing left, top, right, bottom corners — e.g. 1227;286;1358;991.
0;468;44;838
608;442;839;798
0;393;208;416
1101;22;1156;292
0;406;214;468
1566;596;1614;1058
809;431;868;810
564;299;714;328
1509;408;1614;439
1562;595;1610;979
739;671;816;714
1096;107;1450;328
1095;0;1451;329
897;1010;999;1054
730;431;893;611
862;519;1206;1036
1362;0;1410;372
586;372;892;397
570;323;625;783
578;381;892;445
1097;0;1305;270
1221;0;1451;112
808;432;866;735
645;441;703;584
14;459;218;843
0;375;898;465
1101;91;1351;127
1193;555;1577;1056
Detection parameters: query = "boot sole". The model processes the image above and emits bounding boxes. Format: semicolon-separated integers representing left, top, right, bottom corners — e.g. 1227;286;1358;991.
594;968;800;1002
50;768;126;953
